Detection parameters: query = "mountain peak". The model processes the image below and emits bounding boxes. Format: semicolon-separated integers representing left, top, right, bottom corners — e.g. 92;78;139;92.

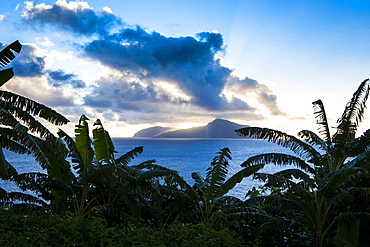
133;119;248;138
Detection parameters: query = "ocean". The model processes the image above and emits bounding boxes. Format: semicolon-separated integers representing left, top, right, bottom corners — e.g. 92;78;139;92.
1;138;296;199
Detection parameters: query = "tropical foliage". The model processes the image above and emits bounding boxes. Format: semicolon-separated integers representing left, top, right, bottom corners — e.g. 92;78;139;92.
236;79;370;246
1;40;370;246
190;147;267;225
0;40;69;209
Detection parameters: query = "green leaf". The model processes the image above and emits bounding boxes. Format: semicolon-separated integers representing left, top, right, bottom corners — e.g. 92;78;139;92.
216;164;263;198
191;171;206;189
204;148;231;201
75;115;94;173
115;146;143;165
92;119;116;166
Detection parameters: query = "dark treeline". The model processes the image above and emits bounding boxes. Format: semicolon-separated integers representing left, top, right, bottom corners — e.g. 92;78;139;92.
1;41;370;246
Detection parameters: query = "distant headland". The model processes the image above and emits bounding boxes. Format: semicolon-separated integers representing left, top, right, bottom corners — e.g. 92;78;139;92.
133;119;249;138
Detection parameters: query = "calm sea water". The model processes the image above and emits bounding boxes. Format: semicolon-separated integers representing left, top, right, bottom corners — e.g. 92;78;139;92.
1;138;296;199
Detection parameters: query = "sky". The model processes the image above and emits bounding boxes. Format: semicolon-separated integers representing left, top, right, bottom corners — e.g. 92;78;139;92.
1;0;370;137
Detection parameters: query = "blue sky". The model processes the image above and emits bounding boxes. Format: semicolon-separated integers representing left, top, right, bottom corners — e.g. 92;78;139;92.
1;0;370;137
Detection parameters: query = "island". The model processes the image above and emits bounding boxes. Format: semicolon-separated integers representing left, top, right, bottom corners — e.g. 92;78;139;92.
133;119;249;138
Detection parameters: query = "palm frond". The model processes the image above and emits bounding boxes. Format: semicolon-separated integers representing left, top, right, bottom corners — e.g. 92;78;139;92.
344;148;370;172
0;68;14;87
274;168;315;188
0;148;19;180
254;172;311;196
298;130;328;152
12;172;71;200
236;127;321;161
159;185;196;204
1;192;47;208
245;195;302;211
191;171;206;189
0;40;22;67
204;148;231;200
318;167;362;195
334;79;370;144
2;127;52;170
241;153;315;174
312;99;332;145
0;128;30;154
0;100;60;139
115;146;144;165
0;90;69;125
330;187;370;207
216;164;264;198
347;129;370;157
58;129;85;171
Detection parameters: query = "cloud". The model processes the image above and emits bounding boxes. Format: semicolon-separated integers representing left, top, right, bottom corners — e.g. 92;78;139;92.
19;0;285;125
3;76;77;107
10;44;46;77
22;0;123;37
83;76;183;112
48;69;86;89
225;76;285;116
83;27;252;111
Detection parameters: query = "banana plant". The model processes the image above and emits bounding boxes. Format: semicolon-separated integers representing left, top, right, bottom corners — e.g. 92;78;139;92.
0;40;69;180
0;40;69;210
236;79;370;246
191;147;267;224
55;115;189;222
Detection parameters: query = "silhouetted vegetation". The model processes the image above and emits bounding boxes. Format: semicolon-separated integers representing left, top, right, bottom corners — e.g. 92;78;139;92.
1;41;370;246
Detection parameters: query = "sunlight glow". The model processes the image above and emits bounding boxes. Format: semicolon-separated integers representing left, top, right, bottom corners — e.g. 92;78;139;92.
156;81;191;101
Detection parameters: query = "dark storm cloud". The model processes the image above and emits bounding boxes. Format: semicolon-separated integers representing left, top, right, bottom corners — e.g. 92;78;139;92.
9;44;46;77
48;69;86;88
84;27;250;111
22;1;122;37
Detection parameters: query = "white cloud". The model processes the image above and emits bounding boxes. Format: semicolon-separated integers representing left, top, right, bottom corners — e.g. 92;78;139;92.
102;6;113;14
35;37;54;47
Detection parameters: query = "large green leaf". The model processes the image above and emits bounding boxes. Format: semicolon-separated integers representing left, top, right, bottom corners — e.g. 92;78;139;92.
75;115;94;173
57;129;84;170
191;171;206;189
204;147;231;201
92;119;116;166
318;167;362;195
216;164;263;198
115;146;143;165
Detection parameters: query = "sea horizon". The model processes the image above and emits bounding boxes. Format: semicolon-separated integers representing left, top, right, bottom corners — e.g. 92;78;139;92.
1;138;296;199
